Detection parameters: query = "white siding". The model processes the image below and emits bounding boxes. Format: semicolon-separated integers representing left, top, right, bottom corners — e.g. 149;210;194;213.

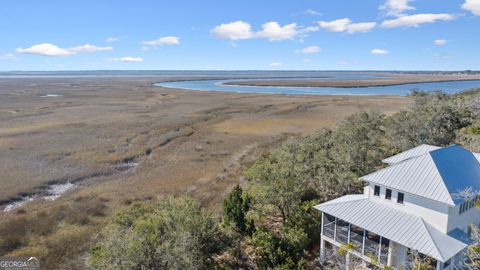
447;204;480;232
368;183;450;233
362;154;454;205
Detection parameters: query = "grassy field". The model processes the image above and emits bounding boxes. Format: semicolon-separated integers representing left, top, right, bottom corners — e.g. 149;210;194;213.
0;76;411;268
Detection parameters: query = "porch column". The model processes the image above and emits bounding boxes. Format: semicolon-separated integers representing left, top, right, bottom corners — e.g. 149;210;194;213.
361;230;366;255
347;223;351;242
436;260;442;270
319;212;326;263
378;236;383;263
334;217;337;241
345;251;351;270
320;238;326;263
387;242;394;266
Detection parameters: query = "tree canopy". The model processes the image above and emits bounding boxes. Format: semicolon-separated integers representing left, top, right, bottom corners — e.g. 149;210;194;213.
89;197;224;270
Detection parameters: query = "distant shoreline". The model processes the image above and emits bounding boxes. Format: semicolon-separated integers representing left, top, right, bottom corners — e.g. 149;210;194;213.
222;74;480;88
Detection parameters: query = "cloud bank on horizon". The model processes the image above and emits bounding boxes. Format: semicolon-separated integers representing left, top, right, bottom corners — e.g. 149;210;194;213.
1;0;480;70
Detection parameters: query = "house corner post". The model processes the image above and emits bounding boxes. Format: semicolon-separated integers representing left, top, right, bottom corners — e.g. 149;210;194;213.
345;251;351;270
320;238;326;263
387;242;394;267
319;212;326;264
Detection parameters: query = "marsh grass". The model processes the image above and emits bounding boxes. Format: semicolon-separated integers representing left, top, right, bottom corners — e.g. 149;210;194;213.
0;195;109;269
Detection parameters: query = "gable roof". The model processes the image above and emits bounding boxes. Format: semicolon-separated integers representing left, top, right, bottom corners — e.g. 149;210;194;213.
363;145;480;206
314;195;468;262
382;144;440;165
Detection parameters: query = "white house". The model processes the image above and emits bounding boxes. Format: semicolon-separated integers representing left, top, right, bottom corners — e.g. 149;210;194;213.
315;144;480;270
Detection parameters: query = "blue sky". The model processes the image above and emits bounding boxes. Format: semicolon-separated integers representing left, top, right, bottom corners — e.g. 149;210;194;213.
0;0;479;70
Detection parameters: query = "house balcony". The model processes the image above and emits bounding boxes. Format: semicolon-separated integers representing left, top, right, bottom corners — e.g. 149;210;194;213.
321;213;391;267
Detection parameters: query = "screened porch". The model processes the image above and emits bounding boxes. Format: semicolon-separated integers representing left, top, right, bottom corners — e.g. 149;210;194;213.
322;213;390;266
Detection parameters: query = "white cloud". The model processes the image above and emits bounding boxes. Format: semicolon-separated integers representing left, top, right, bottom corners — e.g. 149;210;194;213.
0;53;17;60
347;22;377;33
257;22;298;41
269;62;282;67
211;21;255;40
211;21;300;41
16;43;75;56
380;0;415;17
303;58;311;62
69;44;112;53
16;43;114;57
381;13;455;28
318;18;376;33
142;36;180;46
305;9;322;16
109;57;143;62
300;26;320;33
319;18;351;32
106;37;118;43
434;39;448;45
463;0;480;15
296;46;320;54
371;49;389;55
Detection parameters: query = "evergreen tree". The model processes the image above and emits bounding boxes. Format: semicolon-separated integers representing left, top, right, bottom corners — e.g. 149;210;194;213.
223;185;251;234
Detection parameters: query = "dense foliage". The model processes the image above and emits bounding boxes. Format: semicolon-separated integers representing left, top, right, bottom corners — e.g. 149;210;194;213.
88;197;224;270
222;184;253;235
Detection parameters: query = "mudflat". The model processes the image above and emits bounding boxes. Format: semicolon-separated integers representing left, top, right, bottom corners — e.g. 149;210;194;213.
0;76;411;211
224;73;480;88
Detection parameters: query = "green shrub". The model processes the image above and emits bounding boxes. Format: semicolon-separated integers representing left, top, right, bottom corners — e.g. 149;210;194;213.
89;197;225;270
251;226;308;270
222;185;253;235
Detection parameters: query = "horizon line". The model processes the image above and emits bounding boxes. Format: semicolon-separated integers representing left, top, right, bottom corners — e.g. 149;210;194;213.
1;69;479;73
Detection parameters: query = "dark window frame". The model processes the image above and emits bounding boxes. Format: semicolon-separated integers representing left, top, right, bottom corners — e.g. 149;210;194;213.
385;189;392;200
374;185;380;197
397;192;404;204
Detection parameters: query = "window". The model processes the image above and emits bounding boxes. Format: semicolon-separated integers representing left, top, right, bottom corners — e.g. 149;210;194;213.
397;192;404;204
460;199;477;215
374;185;380;196
385;189;392;200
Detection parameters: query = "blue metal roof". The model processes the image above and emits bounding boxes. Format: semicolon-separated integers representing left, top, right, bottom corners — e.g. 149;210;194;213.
448;228;473;245
430;145;480;204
